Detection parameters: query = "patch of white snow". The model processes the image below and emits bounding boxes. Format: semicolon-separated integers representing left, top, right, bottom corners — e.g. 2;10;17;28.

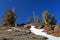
30;26;60;40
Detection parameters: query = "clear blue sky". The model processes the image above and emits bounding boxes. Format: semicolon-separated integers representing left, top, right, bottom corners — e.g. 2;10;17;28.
0;0;60;24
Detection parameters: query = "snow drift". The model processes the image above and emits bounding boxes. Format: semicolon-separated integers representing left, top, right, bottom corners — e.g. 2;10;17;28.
30;26;60;40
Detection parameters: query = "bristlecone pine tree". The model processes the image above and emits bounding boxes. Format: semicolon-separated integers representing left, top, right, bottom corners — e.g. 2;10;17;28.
34;15;40;24
42;10;57;25
42;10;51;25
50;14;56;25
27;16;32;24
34;15;40;27
2;9;16;27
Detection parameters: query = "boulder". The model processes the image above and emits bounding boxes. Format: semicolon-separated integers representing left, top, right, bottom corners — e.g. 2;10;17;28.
24;24;31;29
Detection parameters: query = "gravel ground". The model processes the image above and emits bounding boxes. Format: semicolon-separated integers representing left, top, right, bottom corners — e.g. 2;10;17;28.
0;28;48;40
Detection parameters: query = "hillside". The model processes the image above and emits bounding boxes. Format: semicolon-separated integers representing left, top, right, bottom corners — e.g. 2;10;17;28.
0;27;47;40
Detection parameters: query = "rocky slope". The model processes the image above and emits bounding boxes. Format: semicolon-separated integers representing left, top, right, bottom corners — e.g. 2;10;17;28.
0;27;48;40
